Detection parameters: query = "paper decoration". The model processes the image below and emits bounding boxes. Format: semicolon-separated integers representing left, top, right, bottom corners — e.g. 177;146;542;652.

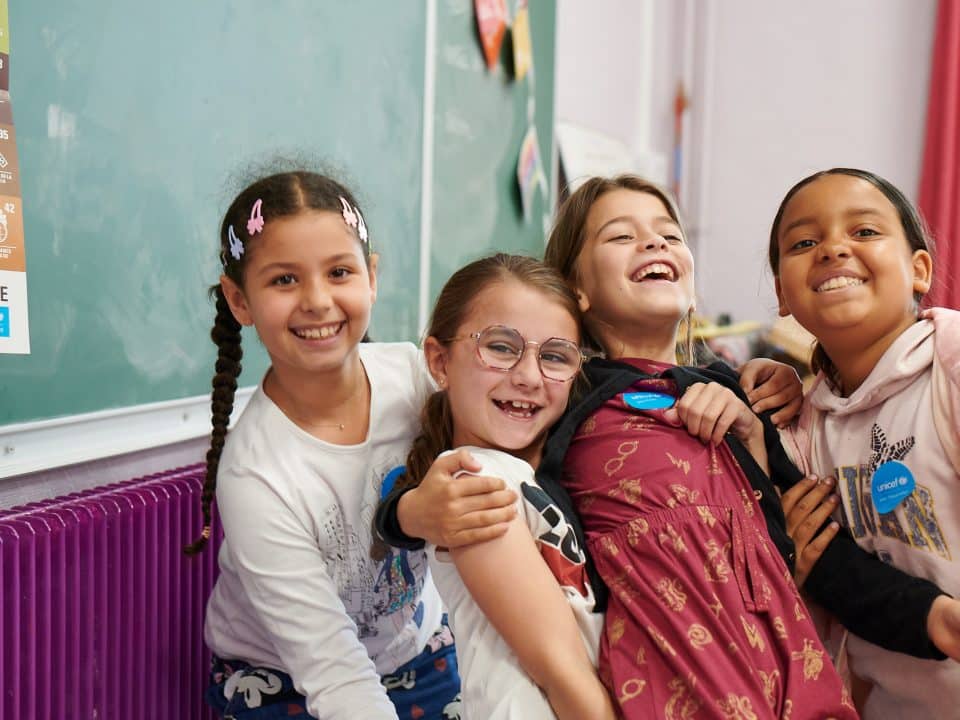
516;124;546;221
474;0;508;70
511;1;532;81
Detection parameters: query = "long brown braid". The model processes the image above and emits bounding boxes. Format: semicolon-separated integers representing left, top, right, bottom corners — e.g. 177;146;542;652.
184;170;373;555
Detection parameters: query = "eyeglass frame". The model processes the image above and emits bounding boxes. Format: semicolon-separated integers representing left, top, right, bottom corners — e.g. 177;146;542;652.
443;324;586;383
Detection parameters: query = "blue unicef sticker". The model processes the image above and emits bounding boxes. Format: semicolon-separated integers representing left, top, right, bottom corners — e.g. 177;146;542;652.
871;461;915;514
381;465;406;500
623;391;675;410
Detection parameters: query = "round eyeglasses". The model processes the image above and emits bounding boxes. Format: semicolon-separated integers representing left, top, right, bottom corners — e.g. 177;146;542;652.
448;325;584;382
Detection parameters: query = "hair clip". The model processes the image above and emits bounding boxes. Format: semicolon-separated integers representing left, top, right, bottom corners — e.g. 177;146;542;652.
227;225;244;260
247;198;265;235
340;196;358;228
356;207;368;244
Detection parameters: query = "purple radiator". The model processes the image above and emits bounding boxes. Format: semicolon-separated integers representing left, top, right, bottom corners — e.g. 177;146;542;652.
0;464;220;720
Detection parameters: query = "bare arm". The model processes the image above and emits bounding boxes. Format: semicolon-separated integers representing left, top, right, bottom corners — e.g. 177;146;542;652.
451;515;617;720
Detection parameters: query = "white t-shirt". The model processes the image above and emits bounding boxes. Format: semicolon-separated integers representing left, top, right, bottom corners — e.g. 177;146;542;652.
427;447;603;720
204;342;441;720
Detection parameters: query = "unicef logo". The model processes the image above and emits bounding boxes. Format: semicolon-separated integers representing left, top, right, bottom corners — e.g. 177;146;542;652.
871;460;915;514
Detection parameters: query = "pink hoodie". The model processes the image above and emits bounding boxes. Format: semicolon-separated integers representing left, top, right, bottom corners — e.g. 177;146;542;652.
782;308;960;720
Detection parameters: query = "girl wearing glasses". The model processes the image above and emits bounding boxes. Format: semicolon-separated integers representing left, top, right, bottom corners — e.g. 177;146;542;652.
384;253;617;719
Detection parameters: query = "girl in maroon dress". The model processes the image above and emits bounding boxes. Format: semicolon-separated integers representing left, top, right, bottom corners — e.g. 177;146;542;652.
536;176;857;719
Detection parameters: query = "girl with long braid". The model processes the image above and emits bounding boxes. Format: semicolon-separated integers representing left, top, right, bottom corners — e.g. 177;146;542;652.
185;170;467;720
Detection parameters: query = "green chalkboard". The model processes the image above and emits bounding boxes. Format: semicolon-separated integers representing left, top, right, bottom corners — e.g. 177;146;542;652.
1;0;556;427
1;1;428;424
430;0;556;299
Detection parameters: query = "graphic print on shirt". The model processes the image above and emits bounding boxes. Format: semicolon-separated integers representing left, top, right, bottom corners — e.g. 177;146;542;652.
521;481;591;596
835;422;950;560
319;459;429;639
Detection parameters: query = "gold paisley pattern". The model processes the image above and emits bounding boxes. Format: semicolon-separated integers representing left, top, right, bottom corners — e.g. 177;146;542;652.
704;539;732;583
790;639;825;681
609;615;626;645
758;669;780;710
623;414;655;431
697;505;717;527
658;523;688;554
664;674;701;719
580;415;597;435
773;616;788;640
655;577;688;612
670;483;700;504
709;593;724;618
667;451;691;475
625;518;650;548
601;535;620;557
647;624;678;657
687;623;713;650
740;615;766;652
716;694;759;720
609;476;643;504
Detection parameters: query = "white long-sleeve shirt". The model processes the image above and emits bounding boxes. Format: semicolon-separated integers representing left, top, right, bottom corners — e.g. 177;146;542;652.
204;342;441;720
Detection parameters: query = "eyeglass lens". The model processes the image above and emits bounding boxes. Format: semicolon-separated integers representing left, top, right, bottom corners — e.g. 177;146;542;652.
476;326;580;380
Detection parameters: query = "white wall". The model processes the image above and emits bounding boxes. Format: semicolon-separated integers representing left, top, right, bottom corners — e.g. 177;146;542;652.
556;0;937;324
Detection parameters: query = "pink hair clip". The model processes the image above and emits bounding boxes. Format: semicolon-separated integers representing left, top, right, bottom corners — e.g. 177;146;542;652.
227;225;244;260
247;198;265;235
340;196;358;228
356;208;368;243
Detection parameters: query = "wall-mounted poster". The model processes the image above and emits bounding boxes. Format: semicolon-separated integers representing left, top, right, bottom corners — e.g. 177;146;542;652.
0;0;29;354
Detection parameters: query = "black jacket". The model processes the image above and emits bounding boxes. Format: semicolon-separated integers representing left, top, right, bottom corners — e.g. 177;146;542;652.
376;357;946;659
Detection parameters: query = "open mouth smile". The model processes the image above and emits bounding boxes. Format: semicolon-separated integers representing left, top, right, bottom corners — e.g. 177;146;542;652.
493;399;542;419
292;322;344;340
814;276;865;293
631;262;677;282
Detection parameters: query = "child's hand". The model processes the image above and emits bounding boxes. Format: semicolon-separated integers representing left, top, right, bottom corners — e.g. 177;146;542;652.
780;475;841;587
668;382;761;447
739;358;803;428
397;448;518;548
927;594;960;661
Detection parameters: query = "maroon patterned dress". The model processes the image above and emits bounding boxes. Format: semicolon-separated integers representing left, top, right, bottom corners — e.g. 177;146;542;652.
562;360;857;719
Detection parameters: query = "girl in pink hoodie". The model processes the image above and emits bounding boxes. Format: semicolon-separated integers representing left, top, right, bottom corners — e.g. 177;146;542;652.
769;167;960;720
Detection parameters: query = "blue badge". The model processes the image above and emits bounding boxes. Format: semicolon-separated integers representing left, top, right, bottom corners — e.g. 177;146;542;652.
623;391;676;410
381;465;406;500
0;306;8;338
871;461;915;514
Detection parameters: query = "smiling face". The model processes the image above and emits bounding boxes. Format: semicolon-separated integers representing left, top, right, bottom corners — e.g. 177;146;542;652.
425;279;579;467
220;210;377;382
773;173;931;348
574;188;695;356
